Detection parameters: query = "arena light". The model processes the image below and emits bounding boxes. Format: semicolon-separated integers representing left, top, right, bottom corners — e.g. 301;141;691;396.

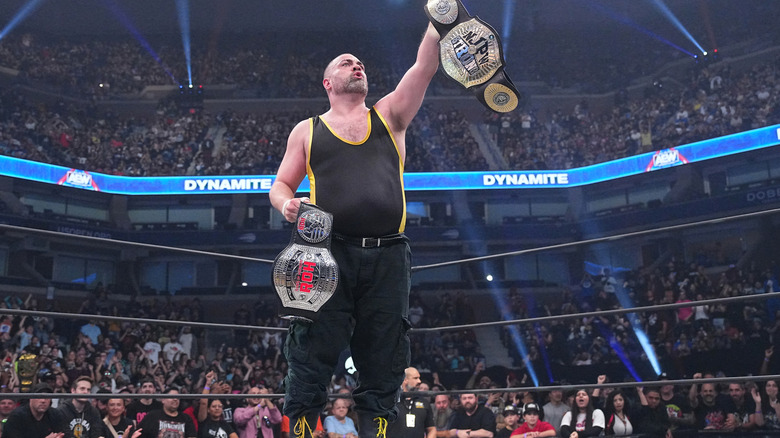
490;285;540;387
101;0;180;85
649;0;707;55
502;0;515;56
526;295;555;383
588;0;697;59
593;319;643;382
0;0;47;42
613;286;662;375
175;0;193;87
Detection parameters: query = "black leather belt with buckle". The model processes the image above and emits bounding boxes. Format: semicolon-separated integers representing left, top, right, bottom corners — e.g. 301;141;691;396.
334;233;408;248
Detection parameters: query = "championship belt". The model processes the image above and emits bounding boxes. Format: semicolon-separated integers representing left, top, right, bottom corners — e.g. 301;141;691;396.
16;352;37;393
425;0;520;113
272;203;339;322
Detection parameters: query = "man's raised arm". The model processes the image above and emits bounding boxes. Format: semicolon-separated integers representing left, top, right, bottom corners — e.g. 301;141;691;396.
376;23;440;132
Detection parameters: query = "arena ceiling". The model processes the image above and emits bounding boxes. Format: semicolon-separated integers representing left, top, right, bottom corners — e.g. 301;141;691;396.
0;0;774;36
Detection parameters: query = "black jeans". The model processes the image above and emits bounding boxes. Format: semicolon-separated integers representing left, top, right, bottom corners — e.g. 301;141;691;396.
283;236;412;422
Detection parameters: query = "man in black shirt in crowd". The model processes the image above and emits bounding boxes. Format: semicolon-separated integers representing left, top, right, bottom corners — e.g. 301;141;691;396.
126;378;162;426
658;373;694;433
689;374;736;431
3;382;64;438
449;393;495;438
728;382;760;431
636;387;672;438
386;367;435;438
137;387;196;438
0;393;17;427
59;376;104;438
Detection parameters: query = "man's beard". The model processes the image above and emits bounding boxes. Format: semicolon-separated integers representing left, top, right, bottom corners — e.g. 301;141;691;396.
340;77;368;95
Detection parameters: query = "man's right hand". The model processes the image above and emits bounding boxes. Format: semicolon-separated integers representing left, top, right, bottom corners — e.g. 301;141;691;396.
282;197;310;222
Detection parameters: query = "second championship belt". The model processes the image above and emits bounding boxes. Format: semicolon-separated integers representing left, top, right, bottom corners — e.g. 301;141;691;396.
425;0;520;113
272;203;339;322
16;352;37;393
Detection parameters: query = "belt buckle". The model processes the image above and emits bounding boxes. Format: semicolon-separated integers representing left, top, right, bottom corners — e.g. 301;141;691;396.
361;237;380;247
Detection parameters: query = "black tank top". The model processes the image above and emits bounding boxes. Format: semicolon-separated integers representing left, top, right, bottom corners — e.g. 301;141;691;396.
307;107;406;237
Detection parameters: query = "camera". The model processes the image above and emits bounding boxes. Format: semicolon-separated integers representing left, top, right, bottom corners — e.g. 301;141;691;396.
262;416;271;427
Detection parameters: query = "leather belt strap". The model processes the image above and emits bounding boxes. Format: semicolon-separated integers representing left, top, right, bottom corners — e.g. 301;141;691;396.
333;233;408;248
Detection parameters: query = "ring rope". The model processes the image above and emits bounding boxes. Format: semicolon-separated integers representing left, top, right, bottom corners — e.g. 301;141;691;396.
4;206;779;273
0;223;275;264
1;292;777;335
409;291;780;333
5;375;780;400
0;308;286;333
412;206;780;271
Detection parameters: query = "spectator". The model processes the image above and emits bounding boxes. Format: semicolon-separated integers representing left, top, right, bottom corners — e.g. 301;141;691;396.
93;387;112;421
0;394;17;425
198;371;233;425
657;373;694;432
560;389;605;438
688;374;736;431
125;379;162;426
760;379;780;430
58;376;104;438
103;397;137;438
162;335;184;363
432;394;454;438
495;405;519;438
232;385;281;438
541;387;569;436
323;399;357;438
197;399;237;438
448;392;496;438
142;336;162;366
603;390;633;436
2;382;62;438
727;382;761;430
508;403;555;438
136;387;196;438
80;321;102;345
179;327;194;360
635;387;670;438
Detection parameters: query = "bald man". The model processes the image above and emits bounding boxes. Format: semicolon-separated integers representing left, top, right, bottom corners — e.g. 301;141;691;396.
270;18;440;438
386;367;435;438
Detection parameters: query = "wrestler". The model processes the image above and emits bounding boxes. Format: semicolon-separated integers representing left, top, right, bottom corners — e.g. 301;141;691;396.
269;20;440;438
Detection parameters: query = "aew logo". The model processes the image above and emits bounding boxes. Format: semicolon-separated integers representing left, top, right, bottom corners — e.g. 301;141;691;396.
57;169;100;191
645;148;689;172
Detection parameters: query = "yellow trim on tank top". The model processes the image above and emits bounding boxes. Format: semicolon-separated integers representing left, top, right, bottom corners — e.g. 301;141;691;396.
373;107;407;233
319;111;372;145
305;118;317;204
